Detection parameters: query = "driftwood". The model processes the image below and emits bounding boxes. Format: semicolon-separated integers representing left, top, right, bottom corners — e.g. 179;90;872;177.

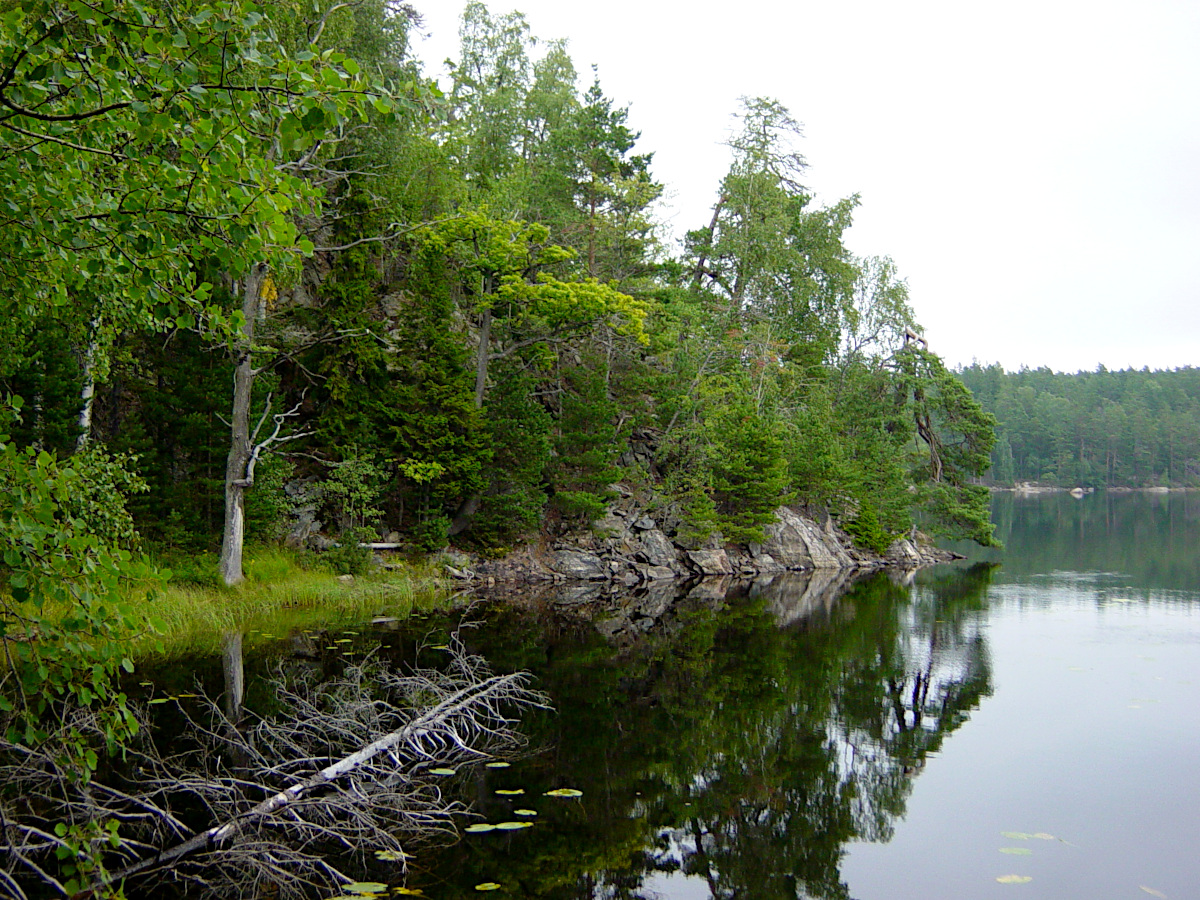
1;643;549;900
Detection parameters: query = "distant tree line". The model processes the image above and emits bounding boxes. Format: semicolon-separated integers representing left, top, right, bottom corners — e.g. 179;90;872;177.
957;364;1200;488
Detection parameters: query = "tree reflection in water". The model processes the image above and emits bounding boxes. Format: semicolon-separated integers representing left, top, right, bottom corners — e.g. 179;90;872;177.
438;563;995;900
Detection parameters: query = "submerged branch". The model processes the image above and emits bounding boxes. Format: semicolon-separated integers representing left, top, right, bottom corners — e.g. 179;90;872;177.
1;644;548;900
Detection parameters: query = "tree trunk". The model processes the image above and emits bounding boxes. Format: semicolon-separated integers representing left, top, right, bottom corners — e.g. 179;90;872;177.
691;194;726;289
221;632;245;724
473;304;492;409
219;265;266;587
75;316;102;452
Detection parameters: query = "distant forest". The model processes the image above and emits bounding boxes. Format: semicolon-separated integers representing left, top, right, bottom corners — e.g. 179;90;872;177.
957;365;1200;488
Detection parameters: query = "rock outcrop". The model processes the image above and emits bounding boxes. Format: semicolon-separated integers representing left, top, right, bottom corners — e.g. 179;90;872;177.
465;500;958;586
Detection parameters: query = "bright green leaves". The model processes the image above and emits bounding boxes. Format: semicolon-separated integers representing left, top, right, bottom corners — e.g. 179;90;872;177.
0;0;389;349
497;274;646;345
0;437;161;760
420;210;646;413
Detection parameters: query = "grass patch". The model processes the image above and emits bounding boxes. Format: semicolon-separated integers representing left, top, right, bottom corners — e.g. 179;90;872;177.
126;546;452;659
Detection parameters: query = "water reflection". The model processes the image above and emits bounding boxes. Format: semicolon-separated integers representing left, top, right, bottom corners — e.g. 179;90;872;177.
971;491;1200;591
420;565;995;899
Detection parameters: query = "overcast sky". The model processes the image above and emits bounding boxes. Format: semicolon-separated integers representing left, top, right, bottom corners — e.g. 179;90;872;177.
410;0;1200;373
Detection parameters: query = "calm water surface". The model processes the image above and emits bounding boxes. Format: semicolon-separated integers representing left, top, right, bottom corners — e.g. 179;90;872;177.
407;491;1200;900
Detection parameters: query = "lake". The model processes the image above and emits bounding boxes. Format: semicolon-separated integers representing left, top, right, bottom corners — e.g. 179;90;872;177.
117;491;1199;900
401;491;1200;899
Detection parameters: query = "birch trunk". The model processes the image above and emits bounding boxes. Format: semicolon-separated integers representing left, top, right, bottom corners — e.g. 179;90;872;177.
75;316;102;452
218;265;266;587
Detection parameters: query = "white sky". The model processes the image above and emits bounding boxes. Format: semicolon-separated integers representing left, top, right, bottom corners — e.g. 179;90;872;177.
410;0;1200;373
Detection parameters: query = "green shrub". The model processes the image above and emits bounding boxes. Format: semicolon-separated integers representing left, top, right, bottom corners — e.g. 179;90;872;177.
324;526;376;576
842;501;894;555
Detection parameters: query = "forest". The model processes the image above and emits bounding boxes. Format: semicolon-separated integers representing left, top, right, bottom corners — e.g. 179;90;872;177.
0;0;999;830
0;0;997;573
958;364;1200;488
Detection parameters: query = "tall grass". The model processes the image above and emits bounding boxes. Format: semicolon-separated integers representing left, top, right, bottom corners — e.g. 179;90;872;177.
126;546;452;658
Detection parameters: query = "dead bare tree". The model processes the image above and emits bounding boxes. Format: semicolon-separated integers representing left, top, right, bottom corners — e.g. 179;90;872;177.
0;644;548;900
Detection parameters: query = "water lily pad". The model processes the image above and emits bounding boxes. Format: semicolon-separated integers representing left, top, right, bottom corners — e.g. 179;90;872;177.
1140;887;1167;898
1031;832;1055;840
393;889;424;896
1001;831;1032;840
495;821;533;830
374;849;408;861
345;883;388;895
485;761;510;768
465;823;497;833
475;884;501;892
996;875;1033;884
430;644;450;651
495;789;524;795
147;698;171;705
544;788;583;797
428;768;457;776
513;809;537;816
999;847;1032;855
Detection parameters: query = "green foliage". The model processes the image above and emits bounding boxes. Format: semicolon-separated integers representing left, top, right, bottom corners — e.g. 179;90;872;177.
0;320;83;453
324;527;377;577
549;365;621;528
244;453;296;544
0;0;392;344
470;370;553;545
102;325;232;548
0;432;157;760
702;399;792;544
321;452;387;535
896;349;998;546
842;501;895;555
660;461;719;548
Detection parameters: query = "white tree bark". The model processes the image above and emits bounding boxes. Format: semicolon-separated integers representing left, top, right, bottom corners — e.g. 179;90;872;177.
75;316;102;452
219;265;266;587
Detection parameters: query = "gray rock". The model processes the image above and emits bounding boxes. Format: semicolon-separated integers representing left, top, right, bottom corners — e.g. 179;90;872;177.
884;537;924;565
753;552;782;572
633;528;678;567
637;564;677;581
686;548;732;576
749;507;854;569
548;549;609;581
437;549;472;568
593;513;627;537
307;533;336;552
631;515;656;531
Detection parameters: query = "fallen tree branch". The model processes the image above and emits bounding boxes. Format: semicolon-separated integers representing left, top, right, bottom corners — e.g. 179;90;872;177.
1;643;548;900
90;668;534;891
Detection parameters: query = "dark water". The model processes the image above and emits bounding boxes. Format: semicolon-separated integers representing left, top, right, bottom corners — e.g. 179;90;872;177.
399;491;1200;900
135;492;1200;899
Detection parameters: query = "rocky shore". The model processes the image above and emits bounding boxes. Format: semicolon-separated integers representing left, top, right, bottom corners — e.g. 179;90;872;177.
442;500;959;587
